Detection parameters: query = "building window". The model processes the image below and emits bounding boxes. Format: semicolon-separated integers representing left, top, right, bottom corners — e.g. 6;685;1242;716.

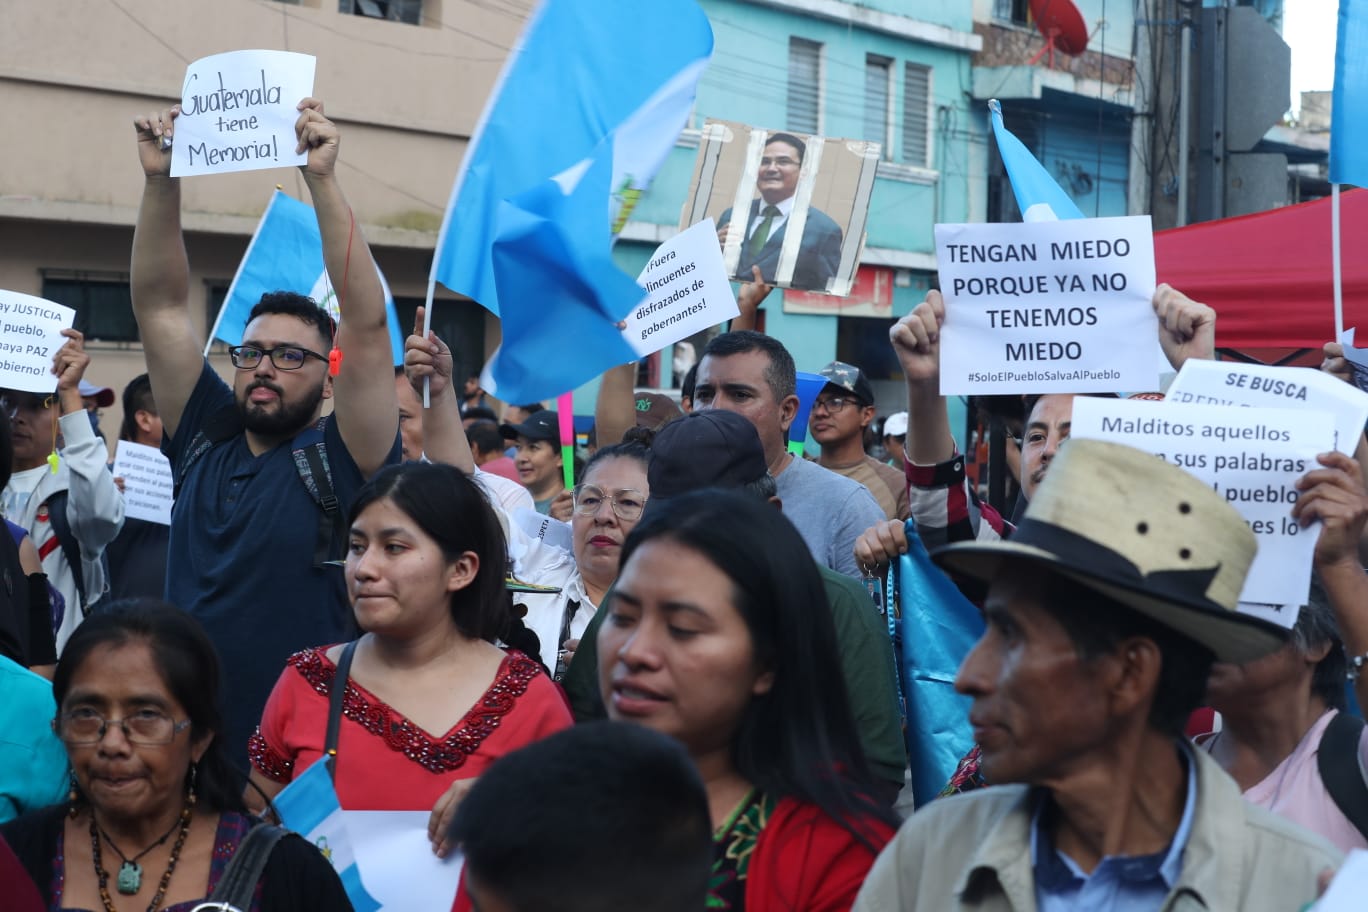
902;63;931;167
787;37;822;135
864;55;892;158
391;296;486;384
41;273;139;343
339;0;422;25
993;0;1030;26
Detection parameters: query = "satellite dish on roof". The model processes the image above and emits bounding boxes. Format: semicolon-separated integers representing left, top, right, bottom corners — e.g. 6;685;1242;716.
1028;0;1089;69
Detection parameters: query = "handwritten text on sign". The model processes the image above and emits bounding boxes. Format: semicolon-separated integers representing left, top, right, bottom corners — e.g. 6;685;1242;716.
112;442;175;526
1070;397;1334;627
1169;359;1368;455
0;290;75;393
172;50;316;178
935;215;1160;395
622;218;738;358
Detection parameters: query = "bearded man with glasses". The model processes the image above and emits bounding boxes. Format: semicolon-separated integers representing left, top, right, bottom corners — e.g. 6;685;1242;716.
128;98;400;762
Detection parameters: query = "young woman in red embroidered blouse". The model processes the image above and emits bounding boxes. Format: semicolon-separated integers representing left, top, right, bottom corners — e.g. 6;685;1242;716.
245;463;571;831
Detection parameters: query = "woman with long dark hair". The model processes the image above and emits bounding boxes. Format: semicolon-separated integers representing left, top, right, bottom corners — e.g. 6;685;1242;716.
0;599;351;910
598;489;898;911
248;462;570;846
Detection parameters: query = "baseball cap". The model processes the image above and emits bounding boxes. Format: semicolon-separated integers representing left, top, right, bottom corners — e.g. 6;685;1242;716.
817;360;875;406
78;380;115;408
646;411;768;510
883;411;908;437
500;410;560;442
634;392;683;430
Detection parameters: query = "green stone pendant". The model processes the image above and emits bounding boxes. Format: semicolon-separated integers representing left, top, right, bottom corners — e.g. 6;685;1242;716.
116;861;142;895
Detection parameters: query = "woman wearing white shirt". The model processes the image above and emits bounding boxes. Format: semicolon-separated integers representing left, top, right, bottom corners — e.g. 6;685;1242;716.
502;441;649;679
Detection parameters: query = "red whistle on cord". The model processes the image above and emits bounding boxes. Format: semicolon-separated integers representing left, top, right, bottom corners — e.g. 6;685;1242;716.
329;347;343;377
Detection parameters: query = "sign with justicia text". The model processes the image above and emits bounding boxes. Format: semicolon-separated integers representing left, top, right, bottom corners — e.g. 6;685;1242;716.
935;215;1161;395
171;50;316;178
0;290;75;393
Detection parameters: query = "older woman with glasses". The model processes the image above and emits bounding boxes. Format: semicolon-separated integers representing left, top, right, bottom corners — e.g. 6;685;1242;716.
503;440;651;681
0;600;351;911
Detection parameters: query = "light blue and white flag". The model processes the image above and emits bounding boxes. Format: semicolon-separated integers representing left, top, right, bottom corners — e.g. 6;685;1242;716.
1332;0;1368;187
272;757;381;912
989;99;1084;223
428;0;714;405
208;189;405;365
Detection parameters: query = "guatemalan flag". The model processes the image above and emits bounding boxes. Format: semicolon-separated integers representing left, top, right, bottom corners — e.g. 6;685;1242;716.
207;189;405;364
272;758;382;912
1332;0;1368;186
989;98;1084;223
429;0;714;405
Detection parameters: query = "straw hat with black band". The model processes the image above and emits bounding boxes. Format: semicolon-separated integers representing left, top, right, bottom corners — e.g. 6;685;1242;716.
932;438;1289;665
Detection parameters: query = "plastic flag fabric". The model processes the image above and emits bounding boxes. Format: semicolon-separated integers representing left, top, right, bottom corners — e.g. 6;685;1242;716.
895;521;985;808
988;99;1084;223
429;0;713;405
208;189;404;365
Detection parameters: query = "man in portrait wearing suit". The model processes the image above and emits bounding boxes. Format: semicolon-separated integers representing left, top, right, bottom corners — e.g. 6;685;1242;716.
717;132;844;292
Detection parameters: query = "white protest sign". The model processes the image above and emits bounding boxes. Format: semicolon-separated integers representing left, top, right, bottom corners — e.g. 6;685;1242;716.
935;215;1160;395
1316;849;1368;912
1070;397;1334;627
1169;359;1368;454
171;50;316;177
622;218;738;357
0;291;75;393
111;441;174;526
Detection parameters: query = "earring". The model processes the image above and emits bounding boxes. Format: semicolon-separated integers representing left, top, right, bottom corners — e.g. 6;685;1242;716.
186;762;198;808
67;771;79;819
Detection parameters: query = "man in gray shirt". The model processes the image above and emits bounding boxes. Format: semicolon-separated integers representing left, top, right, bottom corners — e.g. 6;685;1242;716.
692;331;883;578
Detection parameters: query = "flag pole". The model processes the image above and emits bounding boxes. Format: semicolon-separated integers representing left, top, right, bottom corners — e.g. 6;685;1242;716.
1334;183;1345;339
557;391;575;491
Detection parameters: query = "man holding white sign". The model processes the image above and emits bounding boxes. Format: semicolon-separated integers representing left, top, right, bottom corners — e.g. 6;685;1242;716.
854;283;1216;571
130;97;400;760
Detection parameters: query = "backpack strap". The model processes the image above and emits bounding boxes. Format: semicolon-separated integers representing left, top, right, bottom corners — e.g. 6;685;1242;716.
290;419;343;570
325;640;358;783
173;404;243;499
203;822;290;911
175;409;341;569
1317;710;1368;840
43;491;88;612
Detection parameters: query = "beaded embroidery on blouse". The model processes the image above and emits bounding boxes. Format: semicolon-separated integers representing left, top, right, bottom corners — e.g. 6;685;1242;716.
258;647;543;776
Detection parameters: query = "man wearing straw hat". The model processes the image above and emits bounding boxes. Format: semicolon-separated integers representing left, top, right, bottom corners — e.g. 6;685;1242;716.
853;438;1340;911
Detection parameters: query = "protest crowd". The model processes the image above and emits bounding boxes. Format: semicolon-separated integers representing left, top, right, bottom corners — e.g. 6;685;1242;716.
6;32;1368;912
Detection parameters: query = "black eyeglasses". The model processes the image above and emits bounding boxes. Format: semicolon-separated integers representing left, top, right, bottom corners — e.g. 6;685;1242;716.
56;708;191;746
812;396;860;415
228;345;327;371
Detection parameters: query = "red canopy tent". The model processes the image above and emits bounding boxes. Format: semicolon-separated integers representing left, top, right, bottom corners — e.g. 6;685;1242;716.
1154;189;1368;354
